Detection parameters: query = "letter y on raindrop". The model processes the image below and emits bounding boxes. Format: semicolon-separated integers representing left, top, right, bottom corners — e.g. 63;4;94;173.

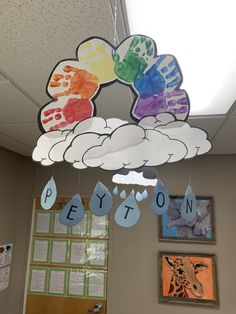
89;181;113;216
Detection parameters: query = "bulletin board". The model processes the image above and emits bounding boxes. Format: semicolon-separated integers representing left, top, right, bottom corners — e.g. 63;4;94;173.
24;198;108;314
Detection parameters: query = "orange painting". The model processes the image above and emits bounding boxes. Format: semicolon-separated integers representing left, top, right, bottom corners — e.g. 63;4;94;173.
160;253;218;305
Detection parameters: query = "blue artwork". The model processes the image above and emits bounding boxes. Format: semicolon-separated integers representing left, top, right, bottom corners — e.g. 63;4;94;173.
59;193;84;226
160;196;214;241
40;176;57;210
114;193;140;228
151;180;170;215
180;186;197;222
89;181;113;216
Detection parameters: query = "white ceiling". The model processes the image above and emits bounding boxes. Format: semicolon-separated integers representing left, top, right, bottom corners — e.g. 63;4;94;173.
0;0;235;157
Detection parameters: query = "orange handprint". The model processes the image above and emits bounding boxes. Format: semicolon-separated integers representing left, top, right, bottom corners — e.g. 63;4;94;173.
49;65;99;99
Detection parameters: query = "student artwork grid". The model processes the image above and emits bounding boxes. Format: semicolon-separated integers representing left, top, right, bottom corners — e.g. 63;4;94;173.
33;34;212;228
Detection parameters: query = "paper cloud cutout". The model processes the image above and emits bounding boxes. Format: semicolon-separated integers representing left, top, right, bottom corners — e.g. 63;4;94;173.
33;113;211;170
33;35;212;170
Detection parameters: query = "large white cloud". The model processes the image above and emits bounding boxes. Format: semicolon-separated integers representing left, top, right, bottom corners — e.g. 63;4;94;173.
32;113;211;170
32;130;70;165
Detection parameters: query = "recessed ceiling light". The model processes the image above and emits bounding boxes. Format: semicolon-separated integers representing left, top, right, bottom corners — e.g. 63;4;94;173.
125;0;236;115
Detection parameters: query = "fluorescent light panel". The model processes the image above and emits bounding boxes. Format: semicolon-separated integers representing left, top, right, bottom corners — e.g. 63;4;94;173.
125;0;236;115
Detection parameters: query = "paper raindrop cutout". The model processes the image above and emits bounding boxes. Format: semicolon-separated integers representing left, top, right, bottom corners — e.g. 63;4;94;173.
180;185;197;222
114;193;141;228
151;180;170;215
135;191;143;202
59;193;84;226
120;190;126;199
142;189;148;199
112;186;119;195
89;181;113;216
40;176;57;210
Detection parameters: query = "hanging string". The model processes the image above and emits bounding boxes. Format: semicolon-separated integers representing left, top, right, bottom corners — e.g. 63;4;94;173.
78;170;81;188
51;164;56;178
113;0;118;46
155;167;159;182
188;159;191;186
97;169;100;183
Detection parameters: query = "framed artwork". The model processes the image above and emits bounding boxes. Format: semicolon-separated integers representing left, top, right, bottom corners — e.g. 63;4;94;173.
159;252;218;306
158;196;215;243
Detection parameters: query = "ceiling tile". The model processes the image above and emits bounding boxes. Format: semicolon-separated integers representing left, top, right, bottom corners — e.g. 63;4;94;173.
0;124;41;149
17;79;51;106
0;131;32;156
0;73;7;81
0;82;38;124
0;0;115;82
210;116;236;154
188;116;225;139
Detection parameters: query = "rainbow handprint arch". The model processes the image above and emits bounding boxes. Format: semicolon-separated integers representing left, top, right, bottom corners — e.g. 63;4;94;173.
38;35;190;133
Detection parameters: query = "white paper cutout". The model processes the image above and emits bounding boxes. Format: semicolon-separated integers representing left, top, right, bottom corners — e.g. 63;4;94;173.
33;113;211;170
40;176;57;210
112;170;157;186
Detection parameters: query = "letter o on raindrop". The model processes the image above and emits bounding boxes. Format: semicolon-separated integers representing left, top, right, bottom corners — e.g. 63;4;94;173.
114;194;140;228
151;180;169;215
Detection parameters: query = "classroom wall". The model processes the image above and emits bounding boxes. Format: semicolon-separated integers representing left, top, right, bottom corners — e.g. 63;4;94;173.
33;155;236;314
0;147;34;314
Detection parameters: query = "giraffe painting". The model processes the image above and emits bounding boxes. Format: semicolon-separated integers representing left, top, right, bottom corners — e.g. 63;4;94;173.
164;256;207;298
159;253;218;305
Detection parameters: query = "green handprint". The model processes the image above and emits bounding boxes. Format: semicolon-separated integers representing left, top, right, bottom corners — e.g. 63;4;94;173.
113;35;155;83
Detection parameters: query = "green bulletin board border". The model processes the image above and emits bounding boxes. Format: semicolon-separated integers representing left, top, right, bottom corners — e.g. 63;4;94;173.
28;267;48;295
48;268;68;296
87;240;108;268
49;240;68;265
86;270;107;300
31;238;51;264
34;211;52;235
67;269;86;298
